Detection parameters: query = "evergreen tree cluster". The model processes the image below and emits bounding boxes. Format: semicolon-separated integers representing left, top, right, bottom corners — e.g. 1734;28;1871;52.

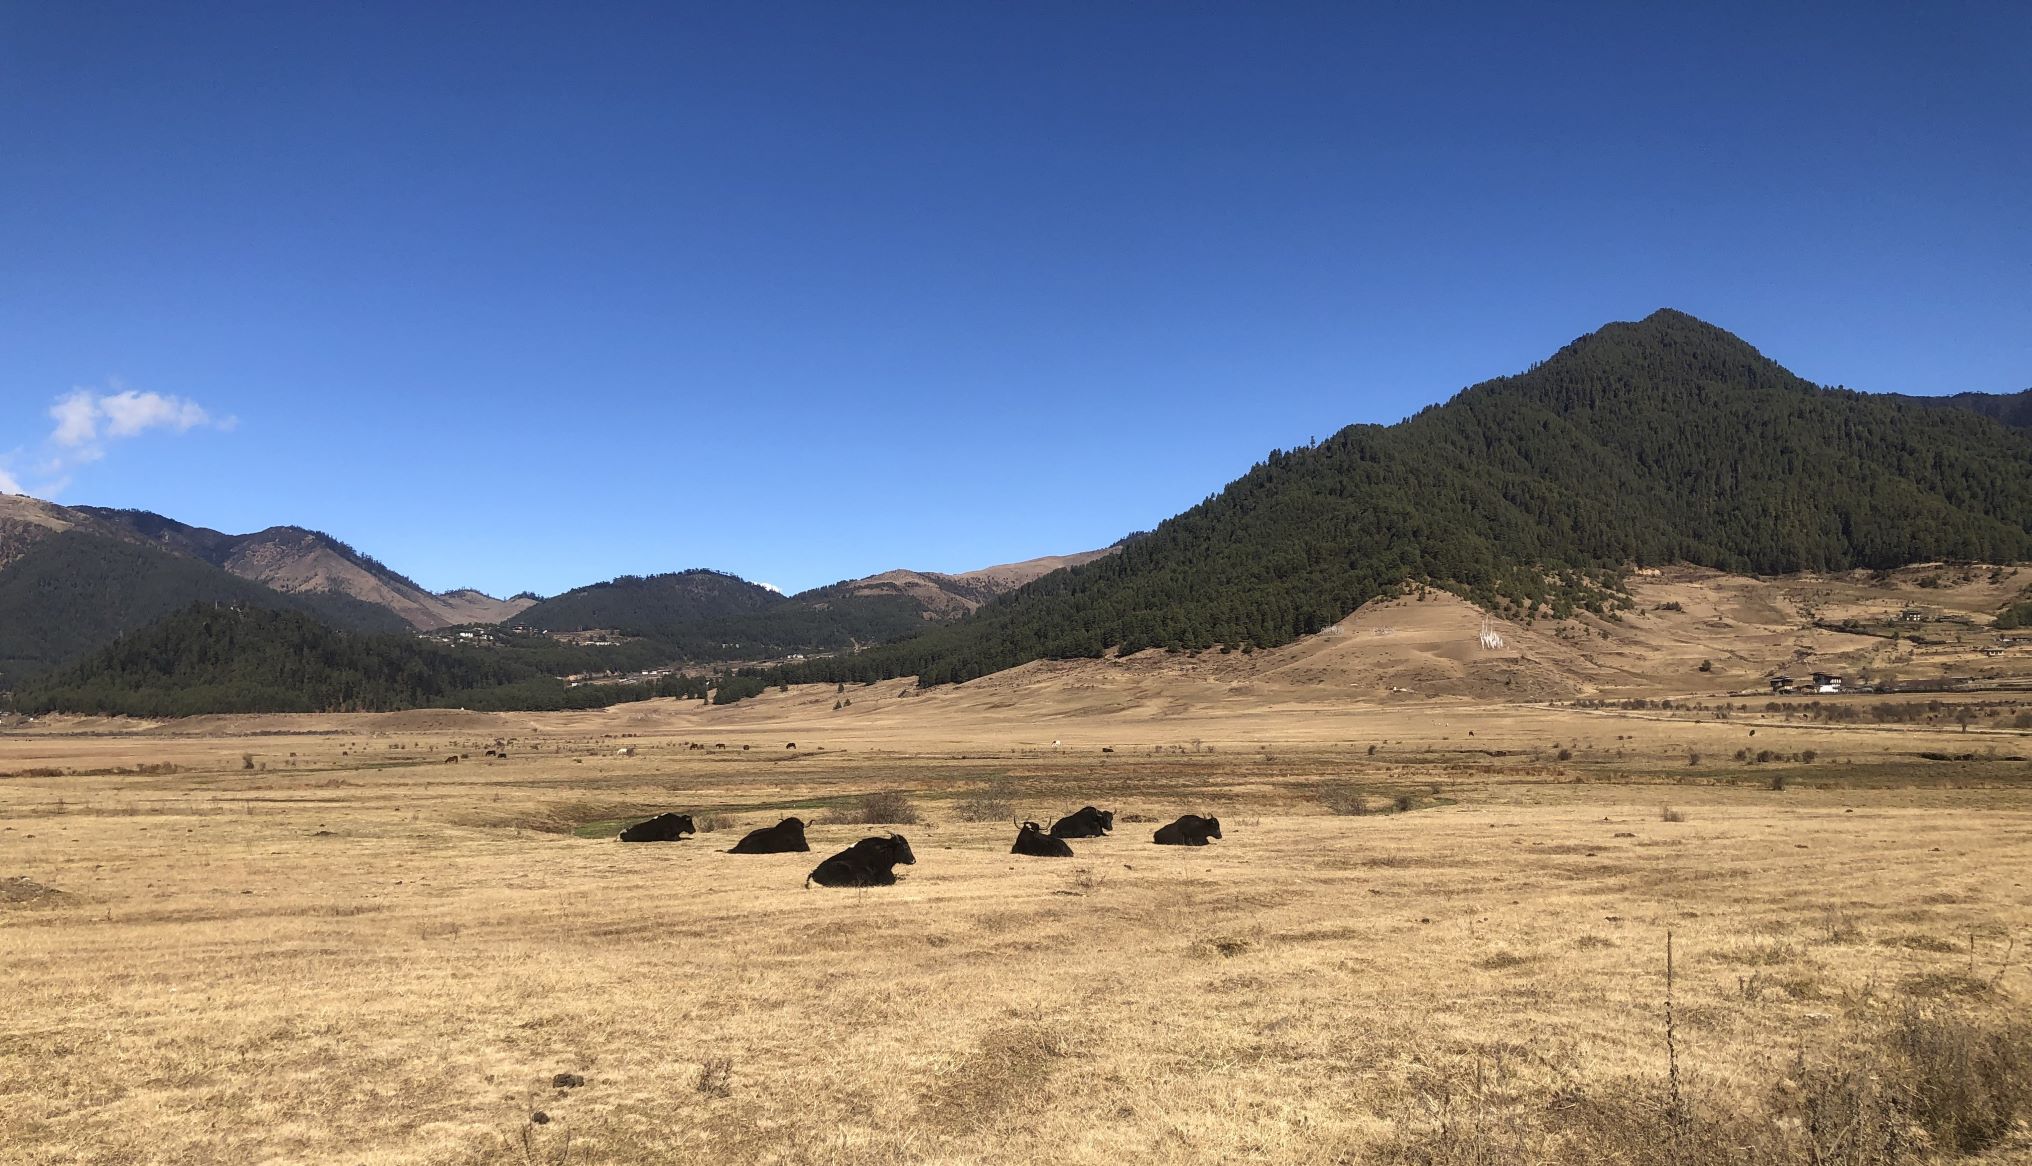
0;531;406;688
508;569;943;663
12;603;714;716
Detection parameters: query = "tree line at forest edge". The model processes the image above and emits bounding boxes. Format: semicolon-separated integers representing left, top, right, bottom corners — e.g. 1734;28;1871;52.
12;604;714;717
14;309;2032;713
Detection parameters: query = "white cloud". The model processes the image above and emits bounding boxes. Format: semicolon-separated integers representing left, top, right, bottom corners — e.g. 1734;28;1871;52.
49;391;101;447
8;383;233;500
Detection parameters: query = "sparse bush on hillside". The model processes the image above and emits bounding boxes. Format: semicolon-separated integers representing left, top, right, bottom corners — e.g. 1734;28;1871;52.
1661;806;1687;822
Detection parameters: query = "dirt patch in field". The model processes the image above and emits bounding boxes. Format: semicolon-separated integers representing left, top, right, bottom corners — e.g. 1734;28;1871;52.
0;876;66;907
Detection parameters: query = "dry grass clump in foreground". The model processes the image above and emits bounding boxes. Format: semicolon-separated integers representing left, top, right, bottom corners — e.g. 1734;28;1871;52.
1370;999;2032;1165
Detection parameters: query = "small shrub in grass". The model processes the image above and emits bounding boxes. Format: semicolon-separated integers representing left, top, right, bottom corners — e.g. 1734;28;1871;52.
832;790;920;825
1317;782;1372;815
1661;806;1686;822
1556;748;1573;761
695;1057;733;1098
1769;772;1789;791
1392;793;1418;813
951;784;1015;822
1885;1006;2032;1153
691;813;726;833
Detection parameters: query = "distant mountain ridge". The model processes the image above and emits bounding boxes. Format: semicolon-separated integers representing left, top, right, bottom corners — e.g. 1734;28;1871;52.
1893;388;2032;431
0;486;1117;689
74;507;534;629
0;495;534;686
503;548;1118;663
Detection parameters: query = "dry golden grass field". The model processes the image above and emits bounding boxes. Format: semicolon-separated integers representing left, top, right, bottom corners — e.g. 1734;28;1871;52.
5;675;2032;1166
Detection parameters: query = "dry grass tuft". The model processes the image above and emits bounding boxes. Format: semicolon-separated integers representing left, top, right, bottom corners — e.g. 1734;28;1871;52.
829;789;921;825
1378;1008;2032;1165
695;1056;734;1098
1901;971;1993;999
950;782;1017;822
920;1024;1071;1123
1318;781;1374;814
1880;933;1961;953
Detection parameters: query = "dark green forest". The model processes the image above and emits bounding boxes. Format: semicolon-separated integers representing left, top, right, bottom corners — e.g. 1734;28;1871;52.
509;569;783;632
14;603;714;716
772;310;2032;687
0;531;409;688
509;568;949;661
1894;388;2032;432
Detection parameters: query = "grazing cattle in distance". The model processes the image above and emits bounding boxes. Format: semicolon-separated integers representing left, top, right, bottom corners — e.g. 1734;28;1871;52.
1012;821;1075;857
1153;814;1223;846
728;818;810;854
807;834;916;887
1049;806;1115;838
618;813;696;843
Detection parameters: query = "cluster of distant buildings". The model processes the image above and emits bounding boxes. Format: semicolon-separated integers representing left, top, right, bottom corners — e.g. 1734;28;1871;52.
1769;672;1844;695
420;628;503;647
1766;671;1991;696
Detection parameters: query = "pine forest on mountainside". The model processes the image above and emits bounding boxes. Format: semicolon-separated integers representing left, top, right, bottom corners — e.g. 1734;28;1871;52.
0;531;411;689
13;604;712;717
505;569;969;661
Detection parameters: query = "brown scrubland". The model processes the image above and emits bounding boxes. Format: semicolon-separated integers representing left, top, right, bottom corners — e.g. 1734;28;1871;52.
4;566;2031;1164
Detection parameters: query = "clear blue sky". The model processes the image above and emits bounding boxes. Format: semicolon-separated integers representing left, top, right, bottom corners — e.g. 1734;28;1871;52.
3;2;2027;597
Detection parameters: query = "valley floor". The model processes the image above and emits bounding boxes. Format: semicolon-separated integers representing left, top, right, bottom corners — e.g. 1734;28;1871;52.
4;695;2031;1164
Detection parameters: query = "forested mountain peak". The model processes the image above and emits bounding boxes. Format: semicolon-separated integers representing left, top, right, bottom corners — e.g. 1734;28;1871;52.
774;309;2032;688
508;568;784;633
